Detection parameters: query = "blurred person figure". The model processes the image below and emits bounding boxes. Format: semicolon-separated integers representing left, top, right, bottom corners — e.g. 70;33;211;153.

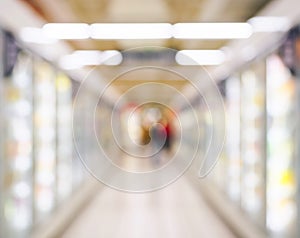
140;123;151;145
149;120;165;166
150;121;165;151
163;120;172;151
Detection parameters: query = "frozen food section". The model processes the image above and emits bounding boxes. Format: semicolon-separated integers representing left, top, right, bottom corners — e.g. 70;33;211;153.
0;31;89;238
1;1;300;238
1;39;34;238
209;27;300;238
266;54;298;237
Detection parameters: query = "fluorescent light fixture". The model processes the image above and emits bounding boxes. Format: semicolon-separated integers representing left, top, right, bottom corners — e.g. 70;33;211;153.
173;23;253;39
39;22;253;40
43;23;90;39
175;50;226;65
59;53;95;70
20;27;58;44
101;50;123;65
90;23;172;39
59;50;122;70
248;16;290;32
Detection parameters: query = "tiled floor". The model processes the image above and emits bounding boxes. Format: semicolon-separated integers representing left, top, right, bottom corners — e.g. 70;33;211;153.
62;176;236;238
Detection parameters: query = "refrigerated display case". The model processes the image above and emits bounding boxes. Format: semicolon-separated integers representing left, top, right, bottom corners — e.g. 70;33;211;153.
266;53;297;237
0;29;97;238
206;80;227;190
33;59;56;222
72;82;90;188
56;73;73;203
225;75;241;203
240;61;266;226
213;41;300;236
1;39;34;237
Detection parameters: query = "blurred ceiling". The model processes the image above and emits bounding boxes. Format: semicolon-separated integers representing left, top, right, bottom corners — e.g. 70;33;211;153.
21;0;272;102
23;0;271;50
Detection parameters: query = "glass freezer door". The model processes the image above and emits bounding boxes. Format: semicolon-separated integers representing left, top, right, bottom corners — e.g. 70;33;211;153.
2;51;33;238
240;61;266;227
56;73;72;203
33;60;56;222
266;54;297;237
225;75;241;203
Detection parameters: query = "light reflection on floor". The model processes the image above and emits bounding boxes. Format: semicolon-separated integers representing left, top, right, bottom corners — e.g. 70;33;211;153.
62;176;236;238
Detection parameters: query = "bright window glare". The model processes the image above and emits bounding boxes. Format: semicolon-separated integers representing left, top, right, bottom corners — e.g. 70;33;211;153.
20;27;58;44
173;23;253;39
248;16;290;32
43;23;90;39
175;50;226;65
59;50;123;70
90;23;172;39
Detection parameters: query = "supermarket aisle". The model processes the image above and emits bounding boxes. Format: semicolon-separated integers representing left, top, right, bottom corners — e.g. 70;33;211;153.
62;176;236;238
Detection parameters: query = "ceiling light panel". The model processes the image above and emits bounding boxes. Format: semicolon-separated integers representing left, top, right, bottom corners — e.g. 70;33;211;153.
90;23;172;39
176;50;226;65
173;23;253;39
43;23;90;39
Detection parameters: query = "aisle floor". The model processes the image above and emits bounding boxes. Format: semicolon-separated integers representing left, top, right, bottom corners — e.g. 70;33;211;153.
62;176;236;238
